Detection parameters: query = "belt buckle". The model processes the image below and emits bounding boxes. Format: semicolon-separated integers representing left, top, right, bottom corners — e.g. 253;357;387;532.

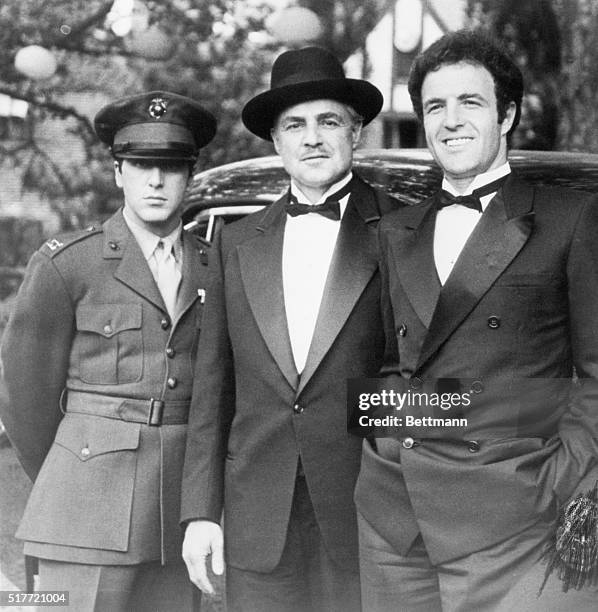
148;398;165;426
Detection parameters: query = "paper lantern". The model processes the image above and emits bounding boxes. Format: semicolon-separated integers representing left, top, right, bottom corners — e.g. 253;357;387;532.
394;0;422;53
125;26;175;60
14;45;57;80
268;7;324;44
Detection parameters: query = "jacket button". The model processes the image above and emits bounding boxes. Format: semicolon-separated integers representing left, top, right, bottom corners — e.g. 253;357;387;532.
165;347;175;358
410;377;422;389
470;380;484;394
167;377;178;389
398;324;407;337
80;446;90;458
293;404;304;414
161;317;170;330
108;241;119;250
103;324;112;335
402;437;415;449
487;316;501;329
468;440;480;453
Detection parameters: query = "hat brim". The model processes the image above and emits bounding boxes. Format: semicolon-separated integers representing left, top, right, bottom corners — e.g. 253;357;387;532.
241;78;383;141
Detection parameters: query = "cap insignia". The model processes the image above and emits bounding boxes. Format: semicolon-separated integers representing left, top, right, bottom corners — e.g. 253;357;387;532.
148;97;168;119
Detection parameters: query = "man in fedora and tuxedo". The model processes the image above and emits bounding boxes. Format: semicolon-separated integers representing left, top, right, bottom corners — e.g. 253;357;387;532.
1;91;215;611
181;46;400;612
355;29;598;611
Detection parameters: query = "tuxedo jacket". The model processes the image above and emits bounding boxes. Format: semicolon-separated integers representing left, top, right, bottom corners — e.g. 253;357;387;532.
181;175;401;573
1;210;208;564
355;175;598;564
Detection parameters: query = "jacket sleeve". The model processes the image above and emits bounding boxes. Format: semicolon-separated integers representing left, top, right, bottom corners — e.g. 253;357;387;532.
0;251;74;481
180;226;235;524
546;195;598;504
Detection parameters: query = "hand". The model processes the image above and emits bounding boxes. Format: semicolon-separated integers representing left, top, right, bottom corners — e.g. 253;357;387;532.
182;520;225;594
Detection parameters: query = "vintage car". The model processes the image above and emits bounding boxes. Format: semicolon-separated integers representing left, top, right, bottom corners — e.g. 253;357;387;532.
183;148;598;240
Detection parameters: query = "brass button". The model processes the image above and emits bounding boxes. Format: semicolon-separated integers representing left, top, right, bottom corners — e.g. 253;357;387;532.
398;324;407;337
165;347;175;358
487;316;501;329
167;377;178;389
80;446;90;457
103;324;112;334
293;404;304;414
402;437;415;449
161;317;170;330
108;241;119;251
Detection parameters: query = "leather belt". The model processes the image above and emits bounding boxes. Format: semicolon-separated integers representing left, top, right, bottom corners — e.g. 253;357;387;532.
64;390;190;426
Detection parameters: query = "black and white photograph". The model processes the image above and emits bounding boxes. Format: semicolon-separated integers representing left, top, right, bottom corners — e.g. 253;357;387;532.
1;1;597;611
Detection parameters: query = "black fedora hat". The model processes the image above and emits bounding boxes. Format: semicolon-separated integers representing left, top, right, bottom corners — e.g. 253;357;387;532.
242;46;383;141
94;90;216;161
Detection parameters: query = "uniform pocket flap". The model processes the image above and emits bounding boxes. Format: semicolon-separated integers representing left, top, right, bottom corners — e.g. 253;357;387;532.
76;304;142;337
54;414;140;461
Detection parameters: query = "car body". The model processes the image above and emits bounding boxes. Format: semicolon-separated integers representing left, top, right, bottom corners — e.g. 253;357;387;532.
183;149;598;241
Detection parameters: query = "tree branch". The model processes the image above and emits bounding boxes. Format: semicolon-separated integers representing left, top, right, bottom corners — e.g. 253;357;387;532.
51;1;114;44
0;86;96;139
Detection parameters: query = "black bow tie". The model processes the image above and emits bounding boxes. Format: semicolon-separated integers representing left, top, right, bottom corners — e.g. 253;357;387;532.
285;179;353;221
437;175;510;213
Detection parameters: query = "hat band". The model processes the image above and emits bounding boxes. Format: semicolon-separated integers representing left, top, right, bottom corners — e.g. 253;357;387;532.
113;122;197;152
273;69;346;89
112;141;197;158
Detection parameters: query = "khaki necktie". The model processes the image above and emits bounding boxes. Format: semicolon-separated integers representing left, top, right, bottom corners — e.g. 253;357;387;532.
154;238;181;318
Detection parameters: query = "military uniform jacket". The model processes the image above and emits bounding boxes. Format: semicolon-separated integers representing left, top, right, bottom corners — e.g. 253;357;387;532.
0;209;208;565
355;175;598;564
181;175;402;573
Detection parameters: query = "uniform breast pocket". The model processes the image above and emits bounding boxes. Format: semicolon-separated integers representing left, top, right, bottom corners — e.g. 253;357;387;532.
75;303;143;384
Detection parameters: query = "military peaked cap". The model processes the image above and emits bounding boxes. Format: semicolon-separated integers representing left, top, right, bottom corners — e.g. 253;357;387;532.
94;90;217;160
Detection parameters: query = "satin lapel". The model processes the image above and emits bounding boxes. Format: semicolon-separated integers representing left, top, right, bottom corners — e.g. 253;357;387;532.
386;201;441;329
106;211;166;313
417;181;535;370
174;234;204;321
238;198;299;391
297;181;380;395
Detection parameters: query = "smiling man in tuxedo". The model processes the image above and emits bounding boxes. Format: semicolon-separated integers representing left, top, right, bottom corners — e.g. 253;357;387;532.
355;29;598;612
180;46;401;612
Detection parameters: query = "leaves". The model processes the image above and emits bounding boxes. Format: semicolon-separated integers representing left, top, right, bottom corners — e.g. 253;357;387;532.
0;0;394;229
467;0;598;152
0;0;279;227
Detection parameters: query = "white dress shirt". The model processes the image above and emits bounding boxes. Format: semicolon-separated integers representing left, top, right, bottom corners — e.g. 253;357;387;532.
282;173;352;373
434;163;511;285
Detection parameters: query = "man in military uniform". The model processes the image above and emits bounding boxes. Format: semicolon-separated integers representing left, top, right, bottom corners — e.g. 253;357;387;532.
0;91;216;611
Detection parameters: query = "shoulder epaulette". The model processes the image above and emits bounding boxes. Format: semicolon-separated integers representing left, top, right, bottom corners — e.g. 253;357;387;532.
39;225;103;258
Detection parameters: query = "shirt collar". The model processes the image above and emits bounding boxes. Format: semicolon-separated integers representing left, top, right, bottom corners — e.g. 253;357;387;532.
290;171;353;205
122;207;183;262
442;162;511;197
